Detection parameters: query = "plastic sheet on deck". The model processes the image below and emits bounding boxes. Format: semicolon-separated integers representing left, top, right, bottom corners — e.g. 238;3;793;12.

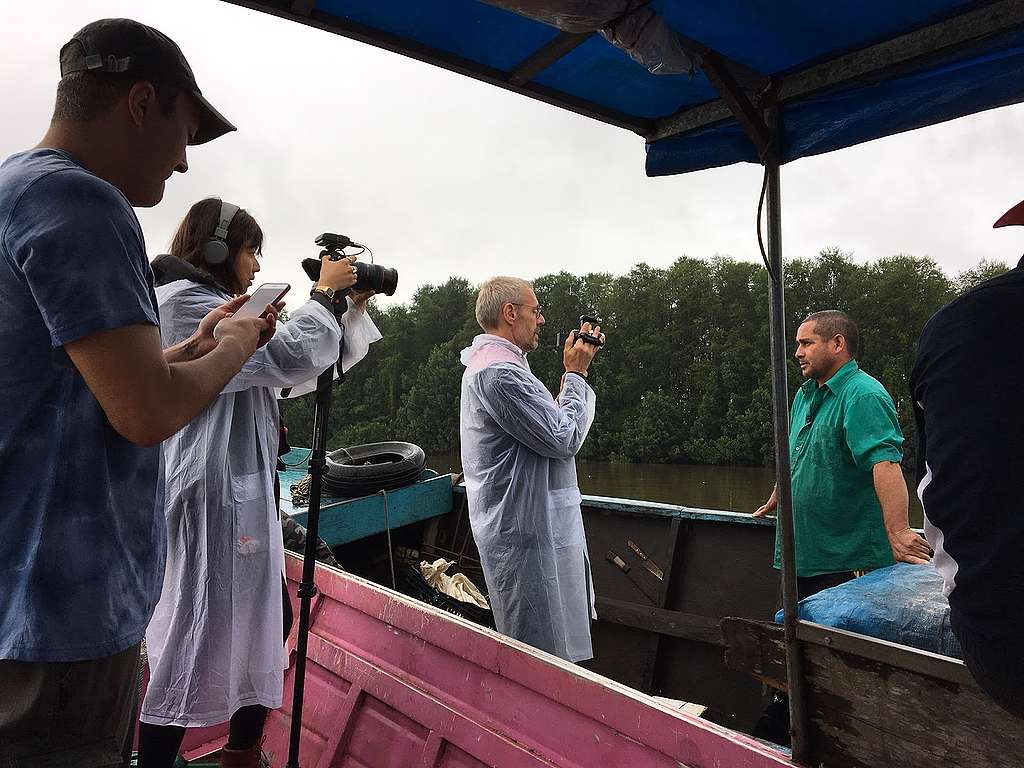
775;562;963;659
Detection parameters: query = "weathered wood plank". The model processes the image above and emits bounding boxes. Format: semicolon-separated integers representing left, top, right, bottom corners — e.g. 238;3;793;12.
721;617;787;689
721;618;1024;768
797;621;973;686
596;596;723;646
582;493;776;527
288;474;453;546
640;518;682;691
802;641;1024;768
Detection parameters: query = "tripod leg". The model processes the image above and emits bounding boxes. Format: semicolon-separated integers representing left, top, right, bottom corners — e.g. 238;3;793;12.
286;365;335;768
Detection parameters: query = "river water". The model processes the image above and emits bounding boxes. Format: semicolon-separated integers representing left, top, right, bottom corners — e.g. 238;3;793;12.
428;454;924;527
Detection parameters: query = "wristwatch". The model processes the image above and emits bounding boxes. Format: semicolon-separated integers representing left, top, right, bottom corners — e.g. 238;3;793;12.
311;284;338;302
310;284;344;307
310;285;346;318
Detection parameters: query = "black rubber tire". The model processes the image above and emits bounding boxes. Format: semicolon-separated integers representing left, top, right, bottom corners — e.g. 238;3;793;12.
323;441;426;497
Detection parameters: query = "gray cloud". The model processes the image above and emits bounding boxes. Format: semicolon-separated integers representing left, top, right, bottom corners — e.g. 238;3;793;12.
3;0;1023;308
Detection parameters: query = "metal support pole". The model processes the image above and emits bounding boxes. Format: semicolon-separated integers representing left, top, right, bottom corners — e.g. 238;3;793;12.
286;364;338;768
764;106;810;763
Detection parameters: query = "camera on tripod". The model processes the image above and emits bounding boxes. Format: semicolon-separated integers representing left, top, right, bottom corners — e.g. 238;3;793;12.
301;233;399;296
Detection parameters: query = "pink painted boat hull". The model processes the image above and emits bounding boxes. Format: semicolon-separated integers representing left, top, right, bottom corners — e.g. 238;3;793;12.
172;554;792;767
273;555;791;767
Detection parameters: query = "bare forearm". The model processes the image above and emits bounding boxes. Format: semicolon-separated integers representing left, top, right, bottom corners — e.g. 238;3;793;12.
153;340;250;438
875;460;932;563
105;340;249;446
873;461;910;533
66;321;265;447
163;332;209;363
752;483;778;516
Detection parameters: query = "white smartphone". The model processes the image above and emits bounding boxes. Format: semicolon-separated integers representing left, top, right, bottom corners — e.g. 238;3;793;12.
233;283;290;319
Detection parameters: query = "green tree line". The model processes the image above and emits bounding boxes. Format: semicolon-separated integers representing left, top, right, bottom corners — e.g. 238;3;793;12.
280;250;1010;469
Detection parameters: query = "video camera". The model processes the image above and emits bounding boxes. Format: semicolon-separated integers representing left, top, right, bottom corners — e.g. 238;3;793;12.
301;233;399;296
557;315;605;348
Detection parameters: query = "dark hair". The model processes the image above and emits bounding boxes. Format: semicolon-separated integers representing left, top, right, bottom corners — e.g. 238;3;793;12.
53;71;179;123
169;198;264;295
803;310;859;357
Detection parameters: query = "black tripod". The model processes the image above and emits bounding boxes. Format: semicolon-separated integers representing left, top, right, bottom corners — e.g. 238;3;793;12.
285;347;343;768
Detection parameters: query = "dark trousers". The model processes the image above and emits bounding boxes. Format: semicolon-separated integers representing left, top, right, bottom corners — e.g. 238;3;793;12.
758;571;856;746
0;642;142;768
953;617;1024;719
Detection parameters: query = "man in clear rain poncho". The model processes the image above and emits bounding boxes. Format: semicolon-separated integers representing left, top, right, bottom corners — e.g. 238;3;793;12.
460;277;604;662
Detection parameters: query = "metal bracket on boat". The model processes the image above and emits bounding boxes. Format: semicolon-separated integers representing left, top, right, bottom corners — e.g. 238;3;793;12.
297;580;319;599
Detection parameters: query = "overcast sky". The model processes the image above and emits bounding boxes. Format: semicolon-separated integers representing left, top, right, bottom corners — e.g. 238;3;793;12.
4;0;1024;306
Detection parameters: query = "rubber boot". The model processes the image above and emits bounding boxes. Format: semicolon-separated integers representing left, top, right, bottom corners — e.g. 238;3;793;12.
218;743;269;768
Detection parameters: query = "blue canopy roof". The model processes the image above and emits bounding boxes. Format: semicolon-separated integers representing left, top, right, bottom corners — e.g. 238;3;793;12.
227;0;1024;176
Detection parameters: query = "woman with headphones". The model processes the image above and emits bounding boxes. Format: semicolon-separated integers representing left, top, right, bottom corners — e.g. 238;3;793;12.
137;198;381;767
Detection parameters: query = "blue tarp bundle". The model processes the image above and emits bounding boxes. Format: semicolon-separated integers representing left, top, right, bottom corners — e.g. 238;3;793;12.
775;563;963;659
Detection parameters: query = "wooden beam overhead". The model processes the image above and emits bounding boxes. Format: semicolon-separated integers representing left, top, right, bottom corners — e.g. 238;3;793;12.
224;0;1024;146
221;0;652;135
507;31;591;87
289;0;316;17
692;48;772;158
652;0;1024;142
673;32;769;94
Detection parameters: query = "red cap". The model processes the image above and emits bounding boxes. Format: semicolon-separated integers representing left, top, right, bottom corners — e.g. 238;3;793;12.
994;199;1024;228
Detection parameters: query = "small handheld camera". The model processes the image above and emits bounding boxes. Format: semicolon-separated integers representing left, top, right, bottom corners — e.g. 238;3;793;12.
557;315;605;348
573;314;604;347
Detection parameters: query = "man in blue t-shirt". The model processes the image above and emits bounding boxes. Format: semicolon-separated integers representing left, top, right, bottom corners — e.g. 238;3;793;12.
0;19;279;765
910;199;1024;719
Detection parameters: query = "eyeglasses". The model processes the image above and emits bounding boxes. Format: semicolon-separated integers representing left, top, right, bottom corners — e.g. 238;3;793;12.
510;303;543;318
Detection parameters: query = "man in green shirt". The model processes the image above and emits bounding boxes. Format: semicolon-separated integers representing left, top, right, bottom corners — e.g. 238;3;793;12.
753;310;930;599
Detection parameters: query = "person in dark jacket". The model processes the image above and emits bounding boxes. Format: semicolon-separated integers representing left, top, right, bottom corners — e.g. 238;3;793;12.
909;199;1024;718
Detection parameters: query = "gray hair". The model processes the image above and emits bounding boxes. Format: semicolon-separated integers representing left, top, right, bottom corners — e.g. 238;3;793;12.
804;310;859;357
475;276;531;331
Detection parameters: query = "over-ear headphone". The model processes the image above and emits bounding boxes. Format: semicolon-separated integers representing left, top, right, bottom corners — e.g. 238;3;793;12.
202;199;240;265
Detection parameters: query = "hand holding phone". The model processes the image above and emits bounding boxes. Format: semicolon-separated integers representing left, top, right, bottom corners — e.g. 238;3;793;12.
232;283;290;319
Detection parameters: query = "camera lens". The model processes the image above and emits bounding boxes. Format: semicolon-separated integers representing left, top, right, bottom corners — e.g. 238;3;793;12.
354;263;399;296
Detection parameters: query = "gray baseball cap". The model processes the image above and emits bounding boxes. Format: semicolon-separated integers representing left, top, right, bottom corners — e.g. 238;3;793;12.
60;18;236;145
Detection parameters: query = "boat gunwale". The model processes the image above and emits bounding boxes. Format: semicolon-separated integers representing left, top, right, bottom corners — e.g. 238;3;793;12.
285;552;794;767
453;483;777;526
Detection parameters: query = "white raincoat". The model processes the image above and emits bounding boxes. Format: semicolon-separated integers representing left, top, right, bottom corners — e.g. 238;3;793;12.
141;277;380;727
459;334;597;662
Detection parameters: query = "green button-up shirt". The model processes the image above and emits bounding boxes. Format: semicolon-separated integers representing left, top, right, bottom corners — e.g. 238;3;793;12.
774;360;903;576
